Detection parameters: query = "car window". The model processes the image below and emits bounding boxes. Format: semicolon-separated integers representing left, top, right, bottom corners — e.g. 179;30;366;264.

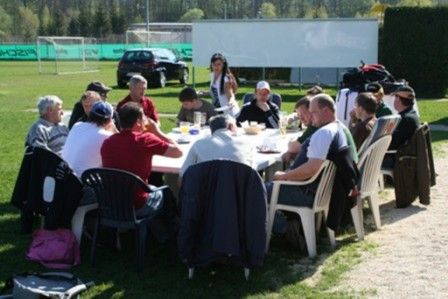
153;49;176;61
122;51;153;62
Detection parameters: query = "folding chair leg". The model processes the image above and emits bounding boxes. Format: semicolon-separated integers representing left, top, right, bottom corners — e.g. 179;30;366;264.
298;210;316;257
266;207;277;252
350;199;365;241
368;194;381;229
136;225;147;275
244;268;250;281
90;219;100;266
323;209;336;248
378;175;385;191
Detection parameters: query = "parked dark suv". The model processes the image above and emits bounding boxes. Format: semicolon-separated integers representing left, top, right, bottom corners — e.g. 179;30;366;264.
117;48;189;88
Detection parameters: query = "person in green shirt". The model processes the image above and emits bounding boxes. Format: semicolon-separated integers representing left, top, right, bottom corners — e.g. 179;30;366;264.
366;82;393;118
282;96;318;165
176;87;217;126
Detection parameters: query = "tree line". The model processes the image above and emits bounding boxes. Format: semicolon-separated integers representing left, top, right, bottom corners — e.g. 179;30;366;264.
0;0;443;42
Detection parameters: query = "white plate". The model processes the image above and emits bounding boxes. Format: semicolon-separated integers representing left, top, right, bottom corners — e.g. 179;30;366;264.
172;127;181;133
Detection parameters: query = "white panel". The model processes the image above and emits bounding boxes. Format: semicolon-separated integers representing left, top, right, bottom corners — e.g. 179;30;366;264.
192;19;378;68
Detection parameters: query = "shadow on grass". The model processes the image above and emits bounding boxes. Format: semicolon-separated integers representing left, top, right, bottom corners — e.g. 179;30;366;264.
430;117;448;127
0;204;349;298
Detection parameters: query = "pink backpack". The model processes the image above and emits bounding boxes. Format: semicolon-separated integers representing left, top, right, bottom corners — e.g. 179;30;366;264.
26;229;80;269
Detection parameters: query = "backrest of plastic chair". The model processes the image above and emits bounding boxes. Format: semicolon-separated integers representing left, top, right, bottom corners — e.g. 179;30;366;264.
270;93;282;109
357;114;400;157
242;92;282;109
82;167;150;225
358;135;392;194
312;160;337;211
242;93;254;104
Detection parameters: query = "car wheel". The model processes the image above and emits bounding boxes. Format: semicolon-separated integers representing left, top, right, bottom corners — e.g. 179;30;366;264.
157;71;166;88
179;68;189;85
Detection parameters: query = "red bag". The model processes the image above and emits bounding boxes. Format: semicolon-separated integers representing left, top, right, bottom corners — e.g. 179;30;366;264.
26;229;80;269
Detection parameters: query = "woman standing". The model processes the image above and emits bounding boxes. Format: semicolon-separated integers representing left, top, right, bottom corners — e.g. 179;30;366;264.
209;53;240;117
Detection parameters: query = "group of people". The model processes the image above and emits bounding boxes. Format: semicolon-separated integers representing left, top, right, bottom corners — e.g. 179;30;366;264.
23;51;421;252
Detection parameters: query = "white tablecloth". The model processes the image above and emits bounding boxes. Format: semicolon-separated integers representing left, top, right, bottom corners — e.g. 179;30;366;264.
152;128;302;174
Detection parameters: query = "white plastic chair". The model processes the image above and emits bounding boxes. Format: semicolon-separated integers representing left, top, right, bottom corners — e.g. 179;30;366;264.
351;135;392;240
266;160;337;257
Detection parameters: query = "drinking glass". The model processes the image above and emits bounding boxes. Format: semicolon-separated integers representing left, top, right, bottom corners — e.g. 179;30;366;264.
201;112;207;127
279;111;288;137
179;121;190;135
193;112;202;127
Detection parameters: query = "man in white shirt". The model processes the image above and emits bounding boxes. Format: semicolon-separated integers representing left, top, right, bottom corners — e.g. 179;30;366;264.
62;101;117;178
179;115;251;178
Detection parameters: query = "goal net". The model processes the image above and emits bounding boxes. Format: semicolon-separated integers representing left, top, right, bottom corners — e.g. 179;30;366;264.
125;30;184;49
37;36;99;75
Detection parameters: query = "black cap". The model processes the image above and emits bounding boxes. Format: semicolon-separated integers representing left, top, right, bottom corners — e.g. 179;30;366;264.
86;81;112;95
366;82;383;93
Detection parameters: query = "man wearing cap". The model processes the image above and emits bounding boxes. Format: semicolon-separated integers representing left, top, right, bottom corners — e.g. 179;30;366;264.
365;82;392;118
117;75;160;124
62;101;117;178
389;85;420;150
236;81;280;128
26;95;68;155
68;81;112;129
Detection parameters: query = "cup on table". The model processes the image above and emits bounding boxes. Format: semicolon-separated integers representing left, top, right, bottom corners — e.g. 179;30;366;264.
201;112;207;127
179;121;190;135
193;112;202;128
279;111;288;136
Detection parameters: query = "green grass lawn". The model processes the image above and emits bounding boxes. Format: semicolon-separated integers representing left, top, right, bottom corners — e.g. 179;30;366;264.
0;61;446;298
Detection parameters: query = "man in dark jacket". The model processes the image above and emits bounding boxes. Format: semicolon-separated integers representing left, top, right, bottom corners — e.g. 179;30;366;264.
389;85;420;150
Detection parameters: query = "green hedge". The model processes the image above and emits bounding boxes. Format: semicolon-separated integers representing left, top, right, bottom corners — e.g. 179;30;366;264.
381;6;448;97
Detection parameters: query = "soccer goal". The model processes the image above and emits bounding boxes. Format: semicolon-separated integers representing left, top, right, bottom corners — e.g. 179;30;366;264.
125;30;184;49
36;36;99;75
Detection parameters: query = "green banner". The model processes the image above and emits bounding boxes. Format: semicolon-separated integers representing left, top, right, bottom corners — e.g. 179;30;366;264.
0;43;192;61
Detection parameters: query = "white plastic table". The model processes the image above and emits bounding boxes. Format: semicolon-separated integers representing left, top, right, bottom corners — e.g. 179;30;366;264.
152;128;302;174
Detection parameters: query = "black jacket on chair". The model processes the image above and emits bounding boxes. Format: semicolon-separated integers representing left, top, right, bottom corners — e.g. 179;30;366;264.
178;160;267;268
11;147;83;232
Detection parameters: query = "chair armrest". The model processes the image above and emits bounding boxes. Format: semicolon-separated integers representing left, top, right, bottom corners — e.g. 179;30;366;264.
272;179;314;187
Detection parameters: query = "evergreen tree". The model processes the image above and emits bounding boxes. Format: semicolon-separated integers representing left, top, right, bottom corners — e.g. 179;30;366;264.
93;5;111;37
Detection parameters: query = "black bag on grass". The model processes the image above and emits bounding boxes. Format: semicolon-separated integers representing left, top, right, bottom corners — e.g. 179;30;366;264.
342;62;401;93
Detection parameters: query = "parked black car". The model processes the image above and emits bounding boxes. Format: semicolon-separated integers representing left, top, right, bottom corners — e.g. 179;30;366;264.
117;48;189;88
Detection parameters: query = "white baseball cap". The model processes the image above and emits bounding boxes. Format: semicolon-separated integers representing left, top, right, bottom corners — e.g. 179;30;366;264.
256;80;270;91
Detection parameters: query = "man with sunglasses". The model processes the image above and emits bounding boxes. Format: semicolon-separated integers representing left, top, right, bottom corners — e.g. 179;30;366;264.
389;85;420;150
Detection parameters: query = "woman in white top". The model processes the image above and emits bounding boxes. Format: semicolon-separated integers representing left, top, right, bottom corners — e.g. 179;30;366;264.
209;53;240;117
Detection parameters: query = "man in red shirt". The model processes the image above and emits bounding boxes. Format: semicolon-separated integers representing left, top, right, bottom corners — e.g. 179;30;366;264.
101;102;181;212
117;75;160;124
101;102;182;260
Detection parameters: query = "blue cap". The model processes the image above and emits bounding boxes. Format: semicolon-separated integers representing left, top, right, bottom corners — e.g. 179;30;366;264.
91;101;113;119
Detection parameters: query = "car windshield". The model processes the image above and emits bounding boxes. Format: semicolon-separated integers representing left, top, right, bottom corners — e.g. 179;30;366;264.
122;51;153;62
